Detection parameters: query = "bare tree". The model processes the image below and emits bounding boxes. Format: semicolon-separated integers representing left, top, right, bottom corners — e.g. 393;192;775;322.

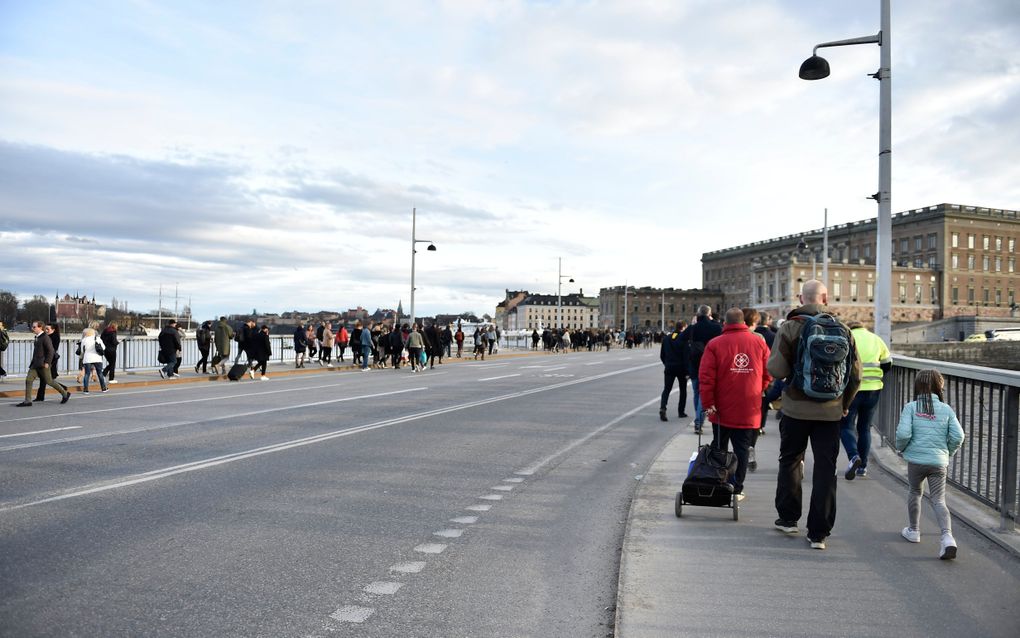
0;290;17;325
21;295;52;324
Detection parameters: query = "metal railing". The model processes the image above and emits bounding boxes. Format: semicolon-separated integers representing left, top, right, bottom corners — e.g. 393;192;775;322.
876;355;1020;531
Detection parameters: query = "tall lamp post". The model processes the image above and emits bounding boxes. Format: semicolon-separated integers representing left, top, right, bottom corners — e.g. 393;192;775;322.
799;0;891;344
409;207;436;328
556;257;574;330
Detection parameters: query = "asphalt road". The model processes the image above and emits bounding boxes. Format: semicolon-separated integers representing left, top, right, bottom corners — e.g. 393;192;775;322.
0;347;676;637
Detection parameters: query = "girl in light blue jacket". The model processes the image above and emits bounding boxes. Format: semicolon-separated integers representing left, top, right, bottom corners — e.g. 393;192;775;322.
895;369;965;559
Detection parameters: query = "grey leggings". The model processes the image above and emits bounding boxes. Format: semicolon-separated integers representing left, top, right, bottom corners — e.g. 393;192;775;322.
907;463;952;535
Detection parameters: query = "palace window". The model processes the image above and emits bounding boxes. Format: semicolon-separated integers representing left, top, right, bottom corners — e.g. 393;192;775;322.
951;232;959;248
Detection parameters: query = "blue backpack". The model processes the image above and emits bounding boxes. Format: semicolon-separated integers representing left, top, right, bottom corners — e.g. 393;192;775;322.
792;313;855;401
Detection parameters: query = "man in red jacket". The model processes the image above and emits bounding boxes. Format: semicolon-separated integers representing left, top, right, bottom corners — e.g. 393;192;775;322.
699;308;772;498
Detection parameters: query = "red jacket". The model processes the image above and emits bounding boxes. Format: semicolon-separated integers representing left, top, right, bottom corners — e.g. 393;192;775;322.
699;323;772;429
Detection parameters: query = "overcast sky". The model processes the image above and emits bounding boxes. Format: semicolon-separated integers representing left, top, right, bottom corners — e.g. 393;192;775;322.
1;0;1018;321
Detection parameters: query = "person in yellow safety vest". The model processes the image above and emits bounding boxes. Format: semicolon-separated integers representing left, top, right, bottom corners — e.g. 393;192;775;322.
840;320;892;480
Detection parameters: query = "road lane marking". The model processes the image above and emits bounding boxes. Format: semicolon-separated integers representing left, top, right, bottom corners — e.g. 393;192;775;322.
389;561;426;573
364;582;404;595
478;373;521;381
433;529;464;538
0;378;386;425
517;395;661;476
413;543;447;554
465;504;491;512
479;494;503;501
0;387;426;453
0;362;658;510
449;516;478;525
543;366;567;371
0;426;82;439
584;361;602;366
503;478;524;483
329;606;374;623
490;485;513;491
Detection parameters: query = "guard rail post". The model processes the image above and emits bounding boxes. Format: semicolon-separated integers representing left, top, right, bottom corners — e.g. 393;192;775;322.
1002;386;1019;532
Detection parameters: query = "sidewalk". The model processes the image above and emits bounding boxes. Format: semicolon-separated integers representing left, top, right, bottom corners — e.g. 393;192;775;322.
616;418;1020;638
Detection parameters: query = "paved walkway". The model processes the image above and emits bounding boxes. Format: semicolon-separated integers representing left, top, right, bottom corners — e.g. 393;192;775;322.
617;417;1020;638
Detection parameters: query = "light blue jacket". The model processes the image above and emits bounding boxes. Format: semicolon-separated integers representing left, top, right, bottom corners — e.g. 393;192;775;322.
895;395;965;467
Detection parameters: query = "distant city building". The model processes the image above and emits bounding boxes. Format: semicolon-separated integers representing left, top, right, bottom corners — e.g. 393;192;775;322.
599;286;724;331
701;203;1020;326
55;293;106;325
495;290;530;331
507;290;599;331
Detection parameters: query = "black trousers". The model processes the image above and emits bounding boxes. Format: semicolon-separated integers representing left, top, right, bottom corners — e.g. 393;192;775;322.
660;367;688;414
103;350;117;380
196;347;209;373
713;425;754;494
775;415;840;539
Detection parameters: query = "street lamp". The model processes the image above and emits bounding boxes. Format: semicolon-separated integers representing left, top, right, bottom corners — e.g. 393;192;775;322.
409;207;436;328
799;0;891;344
556;257;574;329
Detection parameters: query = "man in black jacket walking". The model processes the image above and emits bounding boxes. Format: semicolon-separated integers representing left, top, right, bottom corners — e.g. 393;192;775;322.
659;321;689;421
682;306;723;434
158;320;182;379
18;321;69;406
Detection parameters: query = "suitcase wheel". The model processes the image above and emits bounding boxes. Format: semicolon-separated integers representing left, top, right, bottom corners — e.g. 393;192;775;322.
675;492;683;518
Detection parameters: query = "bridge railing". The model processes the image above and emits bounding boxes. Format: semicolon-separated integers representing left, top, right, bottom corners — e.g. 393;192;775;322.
877;355;1020;531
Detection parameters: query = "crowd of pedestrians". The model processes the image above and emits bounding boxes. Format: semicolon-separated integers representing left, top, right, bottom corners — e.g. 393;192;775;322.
663;280;964;558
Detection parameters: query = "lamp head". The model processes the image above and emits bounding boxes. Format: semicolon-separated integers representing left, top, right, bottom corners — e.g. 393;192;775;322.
797;239;809;251
799;55;830;80
427;244;437;251
568;278;575;283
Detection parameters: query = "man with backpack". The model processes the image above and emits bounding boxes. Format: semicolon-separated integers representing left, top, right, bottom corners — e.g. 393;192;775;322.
682;305;722;434
767;280;862;550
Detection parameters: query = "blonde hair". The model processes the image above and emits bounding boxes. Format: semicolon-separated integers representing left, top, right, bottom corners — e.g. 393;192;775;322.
913;369;945;416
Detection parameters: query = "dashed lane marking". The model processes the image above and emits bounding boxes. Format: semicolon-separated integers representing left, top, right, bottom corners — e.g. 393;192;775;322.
490;485;514;491
389;561;426;574
503;477;524;483
433;529;464;538
449;516;478;524
478;494;503;501
364;582;404;595
478;373;521;381
329;606;374;623
413;543;447;554
0;426;82;439
465;504;492;512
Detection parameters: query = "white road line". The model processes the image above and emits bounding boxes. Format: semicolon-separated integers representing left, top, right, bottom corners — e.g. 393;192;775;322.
490;485;514;492
513;470;535;476
449;516;478;525
517;395;661;476
542;366;567;372
329;606;374;623
471;362;510;368
503;478;524;483
478;373;521;381
389;561;426;573
0;362;658;510
0;387;426;453
584;361;602;366
0;378;372;425
465;504;491;512
413;543;447;554
479;494;503;501
0;426;82;439
433;529;464;538
364;582;404;595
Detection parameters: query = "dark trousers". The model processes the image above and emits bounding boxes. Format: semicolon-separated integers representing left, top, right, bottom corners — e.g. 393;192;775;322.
775;415;840;539
714;425;754;494
196;347;210;373
256;358;268;375
26;366;67;403
660;367;687;414
103;350;117;380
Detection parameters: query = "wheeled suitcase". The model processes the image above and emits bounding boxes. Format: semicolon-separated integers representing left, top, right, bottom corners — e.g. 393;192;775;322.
675;433;740;520
227;363;249;381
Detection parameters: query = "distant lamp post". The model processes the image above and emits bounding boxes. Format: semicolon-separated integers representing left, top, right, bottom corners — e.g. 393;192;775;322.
799;0;891;344
409;207;437;328
557;257;574;330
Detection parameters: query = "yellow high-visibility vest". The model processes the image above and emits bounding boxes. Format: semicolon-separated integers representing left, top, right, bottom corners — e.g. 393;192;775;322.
852;327;891;391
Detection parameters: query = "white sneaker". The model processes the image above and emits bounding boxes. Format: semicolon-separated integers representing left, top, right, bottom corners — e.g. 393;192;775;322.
260;376;269;381
248;369;255;380
735;493;746;502
940;533;957;560
109;380;119;384
327;363;334;368
901;527;921;543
